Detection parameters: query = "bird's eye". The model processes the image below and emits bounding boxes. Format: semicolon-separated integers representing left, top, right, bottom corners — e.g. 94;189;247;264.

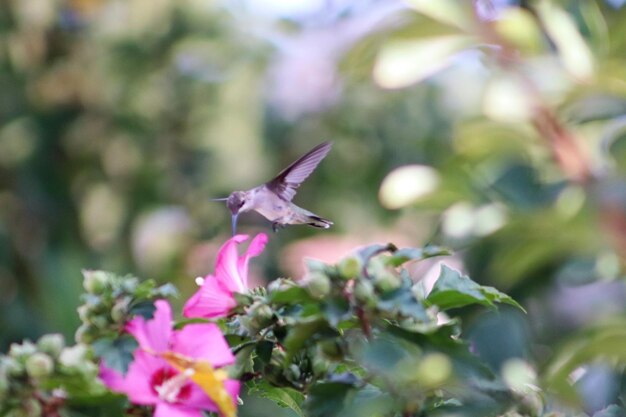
239;201;244;208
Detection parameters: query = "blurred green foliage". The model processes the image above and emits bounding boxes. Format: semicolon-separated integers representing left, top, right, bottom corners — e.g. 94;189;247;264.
3;0;626;415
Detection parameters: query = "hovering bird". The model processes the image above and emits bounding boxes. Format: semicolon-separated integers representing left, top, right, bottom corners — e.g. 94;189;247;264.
213;142;334;234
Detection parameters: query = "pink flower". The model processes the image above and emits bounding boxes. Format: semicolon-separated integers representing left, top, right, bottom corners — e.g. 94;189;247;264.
99;300;239;417
183;234;268;319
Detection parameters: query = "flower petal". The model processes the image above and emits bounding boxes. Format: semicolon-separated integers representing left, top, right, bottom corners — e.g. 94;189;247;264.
98;362;126;393
126;299;172;353
171;323;235;368
214;234;250;293
183;275;237;319
154;403;203;417
184;378;240;412
122;350;162;404
237;233;268;289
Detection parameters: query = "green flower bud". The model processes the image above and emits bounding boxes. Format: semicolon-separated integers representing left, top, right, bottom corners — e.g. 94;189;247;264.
311;354;330;377
22;398;42;417
248;302;274;329
302;272;331;299
318;339;344;361
270;348;287;368
416;353;452;388
287;364;301;381
267;278;297;294
9;341;37;359
59;344;89;368
37;334;65;358
0;368;10;397
122;277;139;293
111;298;130;322
89;315;110;329
25;353;54;379
373;271;401;292
354;279;376;305
2;356;24;376
75;324;98;344
338;256;361;280
77;305;90;322
82;270;108;294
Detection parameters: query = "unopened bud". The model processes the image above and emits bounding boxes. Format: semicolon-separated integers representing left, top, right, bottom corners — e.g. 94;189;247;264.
82;270;108;294
37;334;65;358
303;273;331;299
22;398;43;417
267;278;297;294
311;355;329;377
2;357;24;376
9;341;37;359
89;315;110;329
338;256;361;280
0;368;9;397
77;305;90;322
248;302;274;329
75;324;98;344
270;348;287;368
111;298;130;322
416;353;452;388
319;339;344;361
373;271;401;292
354;280;376;305
26;353;54;378
287;364;301;381
59;344;89;368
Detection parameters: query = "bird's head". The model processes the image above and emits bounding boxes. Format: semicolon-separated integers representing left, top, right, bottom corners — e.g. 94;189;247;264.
226;191;249;235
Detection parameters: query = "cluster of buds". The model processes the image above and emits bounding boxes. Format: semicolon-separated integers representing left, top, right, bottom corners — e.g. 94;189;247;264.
0;334;101;417
76;270;177;343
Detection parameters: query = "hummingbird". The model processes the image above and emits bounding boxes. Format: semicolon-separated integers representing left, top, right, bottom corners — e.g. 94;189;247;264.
213;142;334;235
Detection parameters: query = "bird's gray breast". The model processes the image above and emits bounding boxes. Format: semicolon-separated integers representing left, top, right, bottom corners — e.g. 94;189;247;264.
251;186;290;222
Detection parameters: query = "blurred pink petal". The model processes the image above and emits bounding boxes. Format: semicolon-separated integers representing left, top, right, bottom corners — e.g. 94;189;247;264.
99;300;239;416
171;323;235;369
126;299;172;353
185;233;267;319
154;403;203;417
183;275;237;319
184;379;241;412
98;363;127;393
123;351;166;404
215;233;267;292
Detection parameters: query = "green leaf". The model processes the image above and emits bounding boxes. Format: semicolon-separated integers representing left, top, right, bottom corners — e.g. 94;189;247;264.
356;243;397;263
155;282;178;298
322;296;351;327
270;286;314;305
255;340;274;365
545;319;626;405
377;287;428;321
385;245;451;267
305;380;358;417
426;266;524;312
128;300;156;319
248;380;306;417
373;35;474;89
284;318;327;356
92;336;138;374
342;384;395;417
594;405;626;417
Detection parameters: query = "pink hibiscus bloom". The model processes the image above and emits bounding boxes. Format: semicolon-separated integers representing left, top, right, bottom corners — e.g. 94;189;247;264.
100;300;239;417
183;233;268;319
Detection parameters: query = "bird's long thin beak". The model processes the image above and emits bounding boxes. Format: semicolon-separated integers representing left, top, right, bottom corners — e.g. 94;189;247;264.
231;213;239;236
210;197;228;202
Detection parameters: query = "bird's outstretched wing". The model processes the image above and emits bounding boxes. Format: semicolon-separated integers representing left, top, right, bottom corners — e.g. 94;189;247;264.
266;141;333;201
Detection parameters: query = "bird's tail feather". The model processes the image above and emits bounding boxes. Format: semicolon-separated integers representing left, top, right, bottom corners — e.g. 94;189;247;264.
306;215;333;229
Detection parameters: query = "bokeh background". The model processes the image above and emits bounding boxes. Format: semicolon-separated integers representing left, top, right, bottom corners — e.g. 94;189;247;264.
3;0;626;414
